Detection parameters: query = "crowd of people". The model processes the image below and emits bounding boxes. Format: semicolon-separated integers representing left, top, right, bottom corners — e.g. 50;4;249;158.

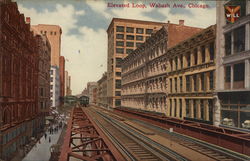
44;121;64;143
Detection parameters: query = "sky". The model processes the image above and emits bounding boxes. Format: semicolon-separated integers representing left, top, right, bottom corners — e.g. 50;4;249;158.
15;0;216;95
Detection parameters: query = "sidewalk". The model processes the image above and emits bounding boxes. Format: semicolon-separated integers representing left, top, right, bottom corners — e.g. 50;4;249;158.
22;127;63;161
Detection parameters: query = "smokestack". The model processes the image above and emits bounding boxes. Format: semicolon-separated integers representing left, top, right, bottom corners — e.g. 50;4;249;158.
167;20;170;24
26;17;31;24
179;20;184;26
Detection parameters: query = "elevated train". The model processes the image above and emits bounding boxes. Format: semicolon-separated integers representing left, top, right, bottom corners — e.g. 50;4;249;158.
64;95;89;107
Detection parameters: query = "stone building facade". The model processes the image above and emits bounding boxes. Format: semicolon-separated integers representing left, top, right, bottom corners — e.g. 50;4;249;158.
216;0;250;129
167;25;216;124
97;72;108;108
86;82;98;104
122;21;213;122
0;0;43;160
107;18;167;108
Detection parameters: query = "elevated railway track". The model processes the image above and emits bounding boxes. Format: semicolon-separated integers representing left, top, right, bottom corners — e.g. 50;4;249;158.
59;106;250;161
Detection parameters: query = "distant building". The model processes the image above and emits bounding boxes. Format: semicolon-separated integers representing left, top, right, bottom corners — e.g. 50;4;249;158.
97;72;108;108
107;18;167;108
31;24;62;67
0;1;43;160
67;76;72;95
50;66;60;107
59;56;65;100
32;24;62;107
86;82;98;104
216;0;250;129
122;20;204;120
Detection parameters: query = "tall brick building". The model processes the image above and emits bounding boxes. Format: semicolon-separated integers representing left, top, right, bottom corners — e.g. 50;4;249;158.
0;0;44;160
107;18;167;108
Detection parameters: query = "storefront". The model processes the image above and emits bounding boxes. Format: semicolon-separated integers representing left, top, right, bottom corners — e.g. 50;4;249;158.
219;92;250;130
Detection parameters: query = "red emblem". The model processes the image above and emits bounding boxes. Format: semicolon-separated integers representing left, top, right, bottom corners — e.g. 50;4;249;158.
225;6;241;23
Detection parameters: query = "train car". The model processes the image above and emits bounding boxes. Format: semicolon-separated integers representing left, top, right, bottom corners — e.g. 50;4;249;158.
64;95;78;105
78;96;89;107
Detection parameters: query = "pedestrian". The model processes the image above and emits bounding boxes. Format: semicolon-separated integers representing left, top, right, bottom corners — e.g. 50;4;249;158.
49;136;51;143
44;133;47;140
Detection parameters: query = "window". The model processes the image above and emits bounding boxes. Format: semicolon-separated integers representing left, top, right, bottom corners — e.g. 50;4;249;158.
54;32;56;35
180;55;183;68
200;100;204;120
146;29;153;34
50;77;53;82
115;91;121;96
209;42;215;60
136;35;143;41
225;66;231;82
170;59;173;71
116;48;124;54
234;26;245;53
170;79;172;93
186;99;190;117
175;57;178;70
201;73;205;91
115;99;121;106
116;58;123;67
116;41;124;47
225;32;231;56
194;49;198;65
126;42;134;47
50;31;53;35
174;99;177;117
201;46;206;63
209;71;214;90
116;72;121;77
116;26;124;32
126;35;134;40
50;85;53;90
116;34;124;39
126;27;134;33
234;63;245;81
115;80;121;89
208;100;213;122
193;75;197;91
169;99;172;116
175;77;177;92
186;75;191;92
126;49;134;54
179;99;182;118
180;77;183;92
194;100;197;118
136;43;143;47
187;54;191;67
136;28;144;34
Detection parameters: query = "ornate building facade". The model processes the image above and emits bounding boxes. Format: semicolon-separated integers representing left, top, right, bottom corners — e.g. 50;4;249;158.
166;25;216;124
122;23;215;122
0;0;43;160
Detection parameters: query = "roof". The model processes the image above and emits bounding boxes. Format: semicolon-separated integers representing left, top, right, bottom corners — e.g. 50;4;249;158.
107;18;167;33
